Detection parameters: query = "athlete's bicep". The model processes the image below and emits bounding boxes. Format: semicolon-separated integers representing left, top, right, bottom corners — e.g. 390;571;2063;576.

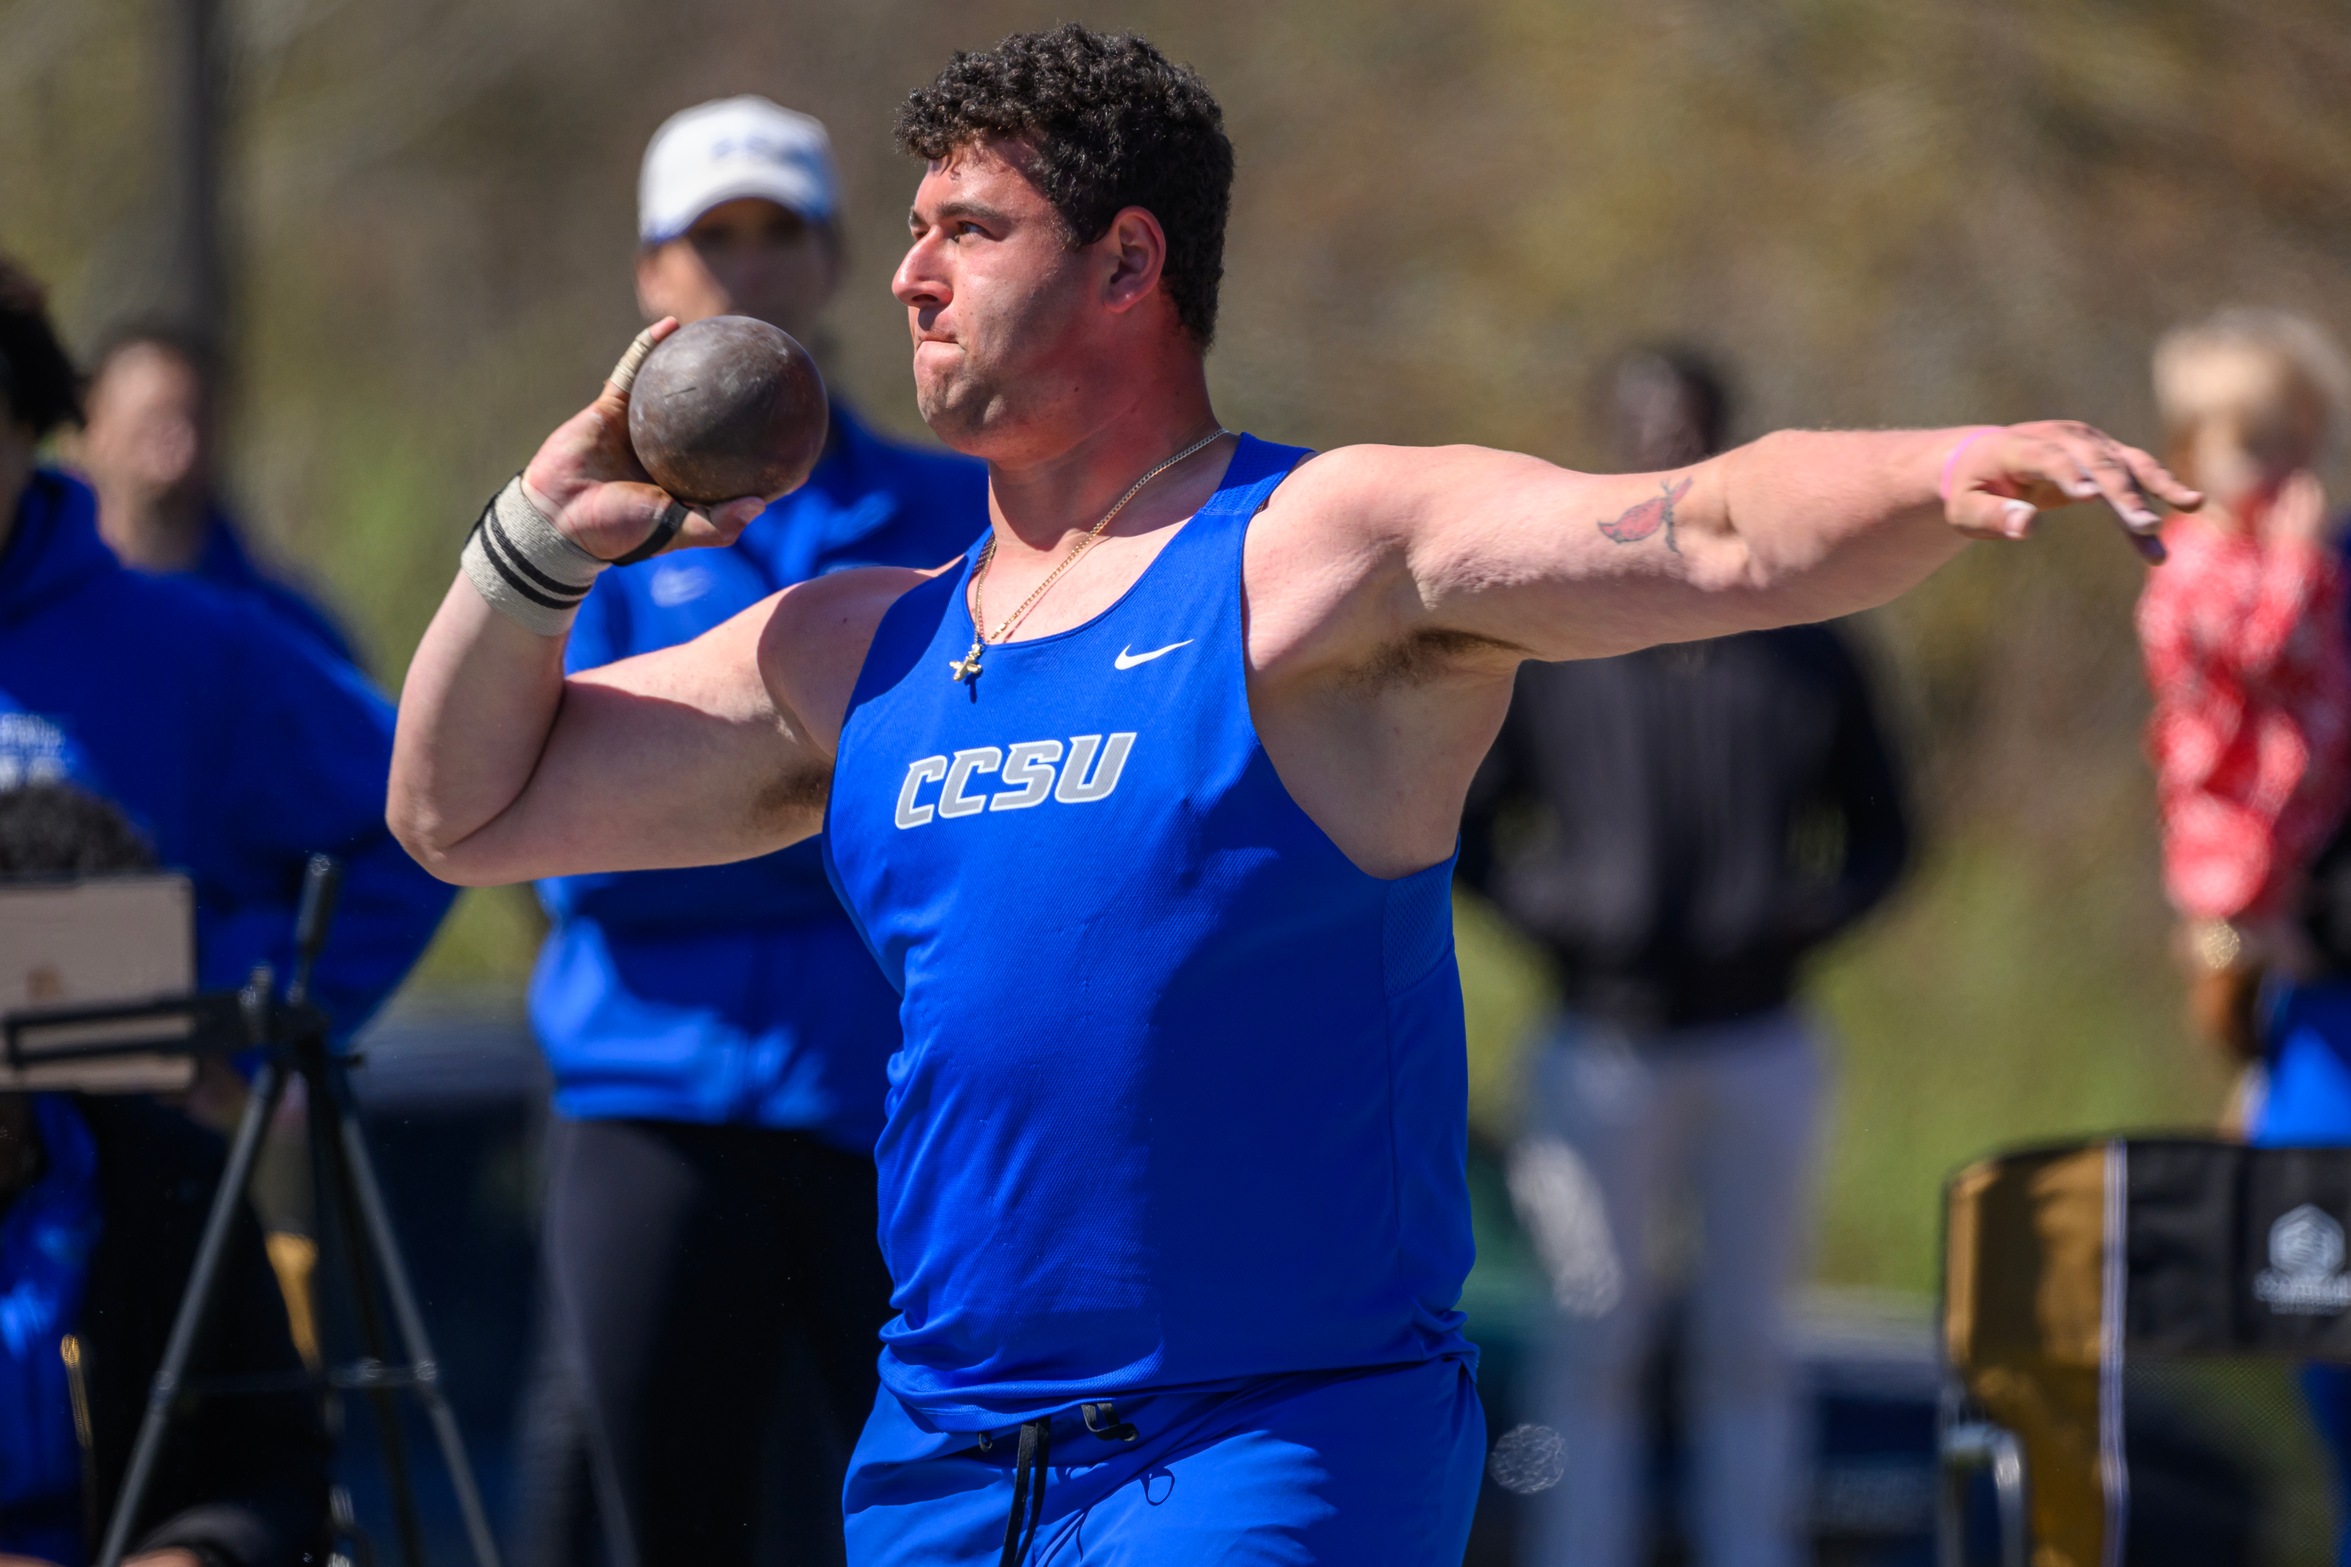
1270;444;1762;666
454;597;828;881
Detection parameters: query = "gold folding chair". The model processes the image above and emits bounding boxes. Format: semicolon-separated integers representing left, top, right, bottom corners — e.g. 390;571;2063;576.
1940;1138;2351;1567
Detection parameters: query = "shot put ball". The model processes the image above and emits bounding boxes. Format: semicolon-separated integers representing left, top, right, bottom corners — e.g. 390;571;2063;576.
627;315;829;506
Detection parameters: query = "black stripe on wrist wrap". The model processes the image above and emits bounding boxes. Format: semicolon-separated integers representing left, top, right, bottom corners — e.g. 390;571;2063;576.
458;476;607;636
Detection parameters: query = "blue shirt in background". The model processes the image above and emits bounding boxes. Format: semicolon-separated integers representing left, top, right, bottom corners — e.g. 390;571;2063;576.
0;469;454;1036
532;402;988;1150
0;1096;100;1567
190;505;360;666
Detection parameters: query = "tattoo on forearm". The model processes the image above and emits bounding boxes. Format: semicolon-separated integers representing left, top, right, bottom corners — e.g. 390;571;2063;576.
1597;476;1694;552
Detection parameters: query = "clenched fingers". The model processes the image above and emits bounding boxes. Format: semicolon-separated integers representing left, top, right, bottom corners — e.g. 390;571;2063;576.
554;481;764;563
665;496;767;553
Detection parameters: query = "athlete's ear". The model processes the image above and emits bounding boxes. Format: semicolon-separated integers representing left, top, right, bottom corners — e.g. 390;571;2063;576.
1099;206;1167;317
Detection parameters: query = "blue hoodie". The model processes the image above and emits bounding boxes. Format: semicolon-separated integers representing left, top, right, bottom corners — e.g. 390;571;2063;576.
532;403;987;1149
0;469;454;1035
190;505;359;665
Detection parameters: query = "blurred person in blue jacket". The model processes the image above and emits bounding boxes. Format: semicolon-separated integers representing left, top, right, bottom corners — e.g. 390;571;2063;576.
0;256;452;1038
0;782;330;1567
76;322;357;664
510;97;987;1567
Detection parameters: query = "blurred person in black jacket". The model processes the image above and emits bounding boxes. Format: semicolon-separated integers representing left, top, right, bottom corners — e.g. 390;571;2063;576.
1460;350;1911;1567
0;783;328;1567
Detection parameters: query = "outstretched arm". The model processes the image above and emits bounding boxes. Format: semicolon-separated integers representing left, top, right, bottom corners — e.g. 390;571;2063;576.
1276;423;2199;664
389;323;858;887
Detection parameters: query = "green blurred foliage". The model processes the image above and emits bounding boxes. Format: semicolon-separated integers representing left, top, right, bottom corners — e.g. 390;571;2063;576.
413;886;548;988
1807;830;2230;1292
7;0;2349;1287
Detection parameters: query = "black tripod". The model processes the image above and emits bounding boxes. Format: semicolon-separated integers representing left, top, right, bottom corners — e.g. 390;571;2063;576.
2;856;501;1567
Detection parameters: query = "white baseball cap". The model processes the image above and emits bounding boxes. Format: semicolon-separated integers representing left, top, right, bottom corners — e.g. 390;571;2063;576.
638;96;840;244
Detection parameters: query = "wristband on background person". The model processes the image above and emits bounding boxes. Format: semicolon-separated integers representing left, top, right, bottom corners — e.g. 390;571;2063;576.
2189;917;2245;972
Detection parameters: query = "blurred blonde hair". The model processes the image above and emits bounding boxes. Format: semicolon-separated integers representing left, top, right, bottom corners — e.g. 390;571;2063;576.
2152;308;2351;482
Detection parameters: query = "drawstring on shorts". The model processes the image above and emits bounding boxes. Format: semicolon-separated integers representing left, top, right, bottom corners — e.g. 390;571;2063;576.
991;1401;1140;1566
997;1418;1050;1567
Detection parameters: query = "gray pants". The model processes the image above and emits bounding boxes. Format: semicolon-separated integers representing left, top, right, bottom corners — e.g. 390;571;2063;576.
1507;1009;1822;1567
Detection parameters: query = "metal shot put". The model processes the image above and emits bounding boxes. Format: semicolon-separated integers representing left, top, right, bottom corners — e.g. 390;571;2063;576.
624;315;828;507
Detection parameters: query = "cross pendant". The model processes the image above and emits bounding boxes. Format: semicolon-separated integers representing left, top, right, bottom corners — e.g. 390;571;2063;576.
948;640;985;682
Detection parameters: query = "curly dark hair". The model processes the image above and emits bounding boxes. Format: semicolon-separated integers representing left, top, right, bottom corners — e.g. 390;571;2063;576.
896;24;1233;347
0;255;82;436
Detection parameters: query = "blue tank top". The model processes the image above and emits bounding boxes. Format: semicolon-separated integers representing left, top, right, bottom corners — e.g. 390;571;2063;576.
824;436;1475;1428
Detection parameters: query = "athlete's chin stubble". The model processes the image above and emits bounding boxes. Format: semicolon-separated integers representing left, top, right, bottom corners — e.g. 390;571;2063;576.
914;371;1005;448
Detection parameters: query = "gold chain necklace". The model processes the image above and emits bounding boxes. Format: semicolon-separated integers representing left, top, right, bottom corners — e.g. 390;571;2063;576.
949;427;1229;683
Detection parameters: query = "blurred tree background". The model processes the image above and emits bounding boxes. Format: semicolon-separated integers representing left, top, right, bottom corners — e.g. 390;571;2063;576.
6;0;2350;1294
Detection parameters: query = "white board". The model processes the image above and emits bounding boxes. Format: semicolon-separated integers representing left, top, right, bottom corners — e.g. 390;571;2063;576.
0;874;200;1092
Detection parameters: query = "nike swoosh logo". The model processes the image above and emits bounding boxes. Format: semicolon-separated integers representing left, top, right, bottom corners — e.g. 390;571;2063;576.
1114;640;1193;670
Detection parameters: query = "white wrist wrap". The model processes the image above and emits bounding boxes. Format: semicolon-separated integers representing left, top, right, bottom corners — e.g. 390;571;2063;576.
460;476;608;637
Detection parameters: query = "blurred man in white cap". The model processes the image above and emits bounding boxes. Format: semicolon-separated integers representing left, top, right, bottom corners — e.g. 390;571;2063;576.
511;95;987;1567
634;97;845;343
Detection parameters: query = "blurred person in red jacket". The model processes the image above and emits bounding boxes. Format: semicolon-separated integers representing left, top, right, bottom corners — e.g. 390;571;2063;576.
2136;310;2351;1087
2141;305;2351;1567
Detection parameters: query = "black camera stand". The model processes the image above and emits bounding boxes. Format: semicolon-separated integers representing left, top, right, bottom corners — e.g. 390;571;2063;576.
3;857;501;1567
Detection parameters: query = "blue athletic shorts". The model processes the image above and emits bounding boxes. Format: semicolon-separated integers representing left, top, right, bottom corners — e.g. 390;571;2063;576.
842;1358;1486;1565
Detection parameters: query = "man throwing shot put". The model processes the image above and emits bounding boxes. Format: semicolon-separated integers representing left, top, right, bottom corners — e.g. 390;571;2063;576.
393;26;2197;1565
